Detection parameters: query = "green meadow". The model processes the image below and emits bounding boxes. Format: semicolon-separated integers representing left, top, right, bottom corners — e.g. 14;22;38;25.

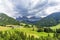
0;24;60;40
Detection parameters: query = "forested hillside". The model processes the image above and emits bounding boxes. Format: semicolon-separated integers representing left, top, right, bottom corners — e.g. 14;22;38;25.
36;12;60;27
0;13;20;26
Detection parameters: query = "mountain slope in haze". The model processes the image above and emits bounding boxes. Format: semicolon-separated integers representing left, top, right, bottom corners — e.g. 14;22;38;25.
37;12;60;27
16;16;41;24
0;13;20;26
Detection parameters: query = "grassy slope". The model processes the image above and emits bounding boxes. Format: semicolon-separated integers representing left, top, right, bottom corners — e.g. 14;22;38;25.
17;28;53;38
0;26;53;38
0;24;60;38
0;26;11;31
50;24;60;29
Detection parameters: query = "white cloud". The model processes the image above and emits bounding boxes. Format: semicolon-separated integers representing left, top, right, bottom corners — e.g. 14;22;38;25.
33;0;60;17
45;5;60;15
0;0;19;18
0;0;60;18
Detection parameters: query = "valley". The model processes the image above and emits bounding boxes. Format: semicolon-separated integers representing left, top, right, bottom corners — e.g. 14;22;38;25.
0;13;60;40
0;0;60;40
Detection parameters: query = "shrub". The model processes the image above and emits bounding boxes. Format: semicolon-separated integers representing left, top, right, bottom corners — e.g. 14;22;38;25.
56;29;60;33
44;27;53;33
37;28;44;32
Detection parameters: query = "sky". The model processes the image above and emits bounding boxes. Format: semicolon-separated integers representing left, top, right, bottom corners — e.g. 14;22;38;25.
0;0;60;18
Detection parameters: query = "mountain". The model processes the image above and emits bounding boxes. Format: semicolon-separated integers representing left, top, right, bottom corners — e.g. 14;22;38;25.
0;13;20;26
16;16;41;24
36;12;60;27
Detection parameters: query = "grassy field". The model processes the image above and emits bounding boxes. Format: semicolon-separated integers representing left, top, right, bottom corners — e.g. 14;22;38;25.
0;26;11;31
50;24;60;29
0;24;60;38
15;28;53;38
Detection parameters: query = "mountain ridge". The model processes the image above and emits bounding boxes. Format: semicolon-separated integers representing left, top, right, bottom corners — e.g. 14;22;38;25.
0;13;20;26
16;16;41;24
36;12;60;27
